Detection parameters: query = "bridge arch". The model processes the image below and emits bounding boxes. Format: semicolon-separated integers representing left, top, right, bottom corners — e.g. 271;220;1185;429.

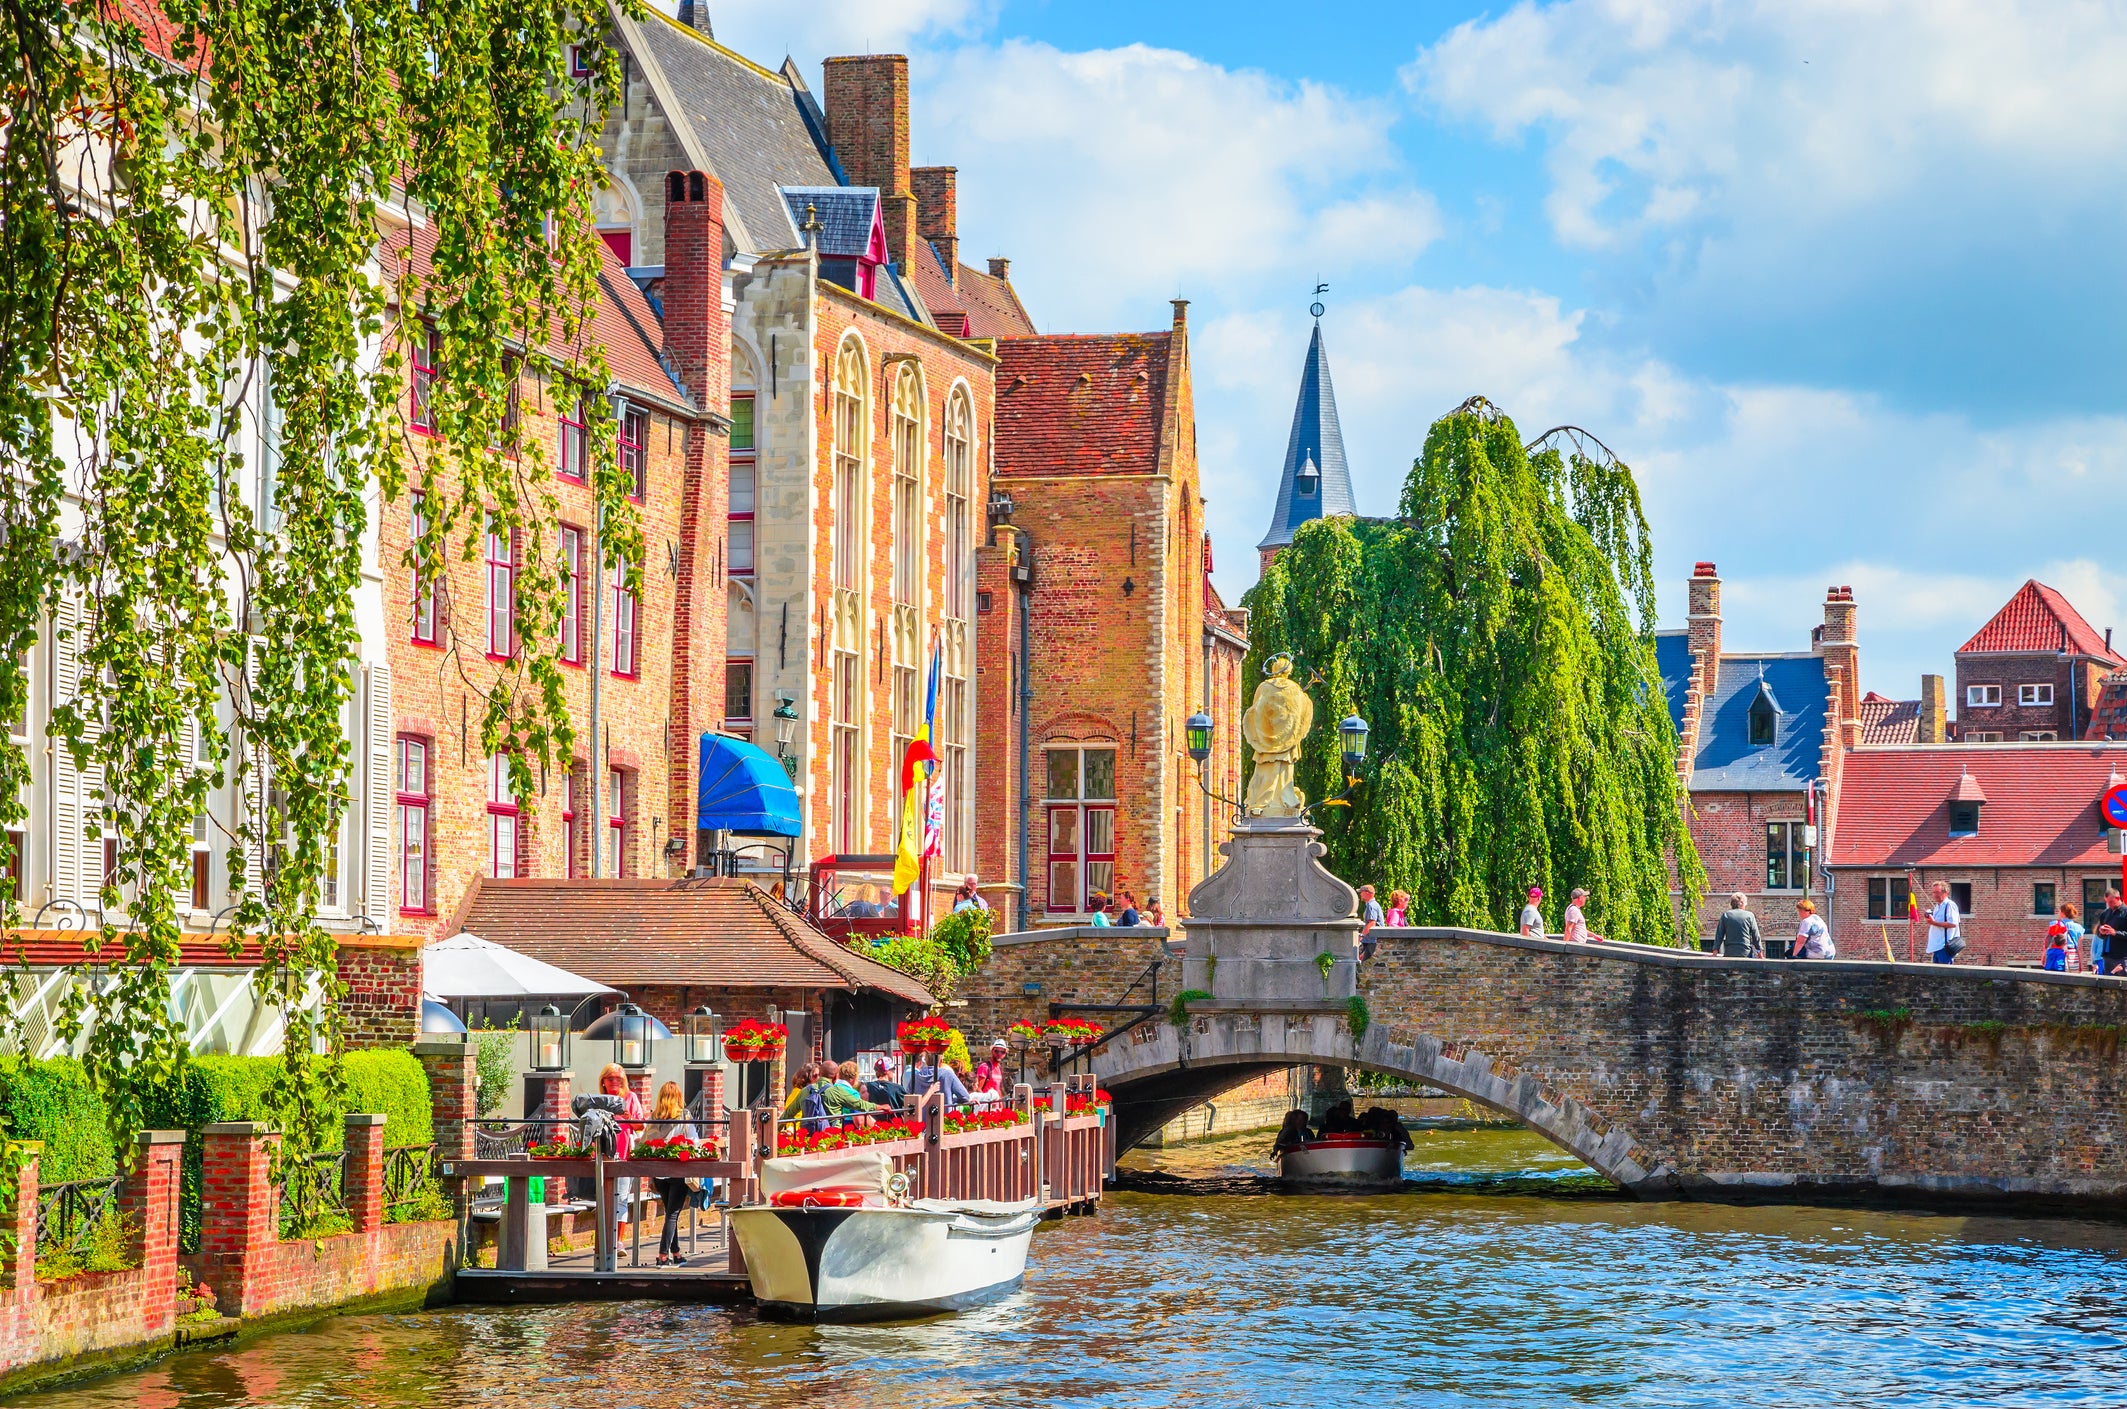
1091;1008;1670;1194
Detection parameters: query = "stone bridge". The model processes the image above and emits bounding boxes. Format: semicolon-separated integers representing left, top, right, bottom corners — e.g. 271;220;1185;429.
964;822;2127;1211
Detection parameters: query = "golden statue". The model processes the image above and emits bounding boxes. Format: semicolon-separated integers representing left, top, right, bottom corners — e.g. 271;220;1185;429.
1240;655;1313;817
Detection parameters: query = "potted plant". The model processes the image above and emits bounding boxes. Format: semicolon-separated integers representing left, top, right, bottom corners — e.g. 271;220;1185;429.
722;1018;788;1062
896;1015;952;1055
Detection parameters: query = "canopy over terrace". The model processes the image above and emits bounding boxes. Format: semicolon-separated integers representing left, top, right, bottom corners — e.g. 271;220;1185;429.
453;876;935;1060
421;931;618;1030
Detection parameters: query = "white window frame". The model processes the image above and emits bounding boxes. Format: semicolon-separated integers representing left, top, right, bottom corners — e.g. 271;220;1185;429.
1967;683;2001;708
2018;683;2054;707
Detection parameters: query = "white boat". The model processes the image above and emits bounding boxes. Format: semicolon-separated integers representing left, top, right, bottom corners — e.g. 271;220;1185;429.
1276;1134;1405;1190
729;1154;1040;1322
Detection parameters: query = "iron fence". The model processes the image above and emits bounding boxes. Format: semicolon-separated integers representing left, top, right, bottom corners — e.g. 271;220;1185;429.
35;1176;122;1258
277;1151;347;1239
382;1143;442;1219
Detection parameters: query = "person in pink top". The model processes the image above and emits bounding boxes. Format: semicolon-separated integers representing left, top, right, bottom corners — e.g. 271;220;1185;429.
1562;887;1604;943
597;1063;646;1242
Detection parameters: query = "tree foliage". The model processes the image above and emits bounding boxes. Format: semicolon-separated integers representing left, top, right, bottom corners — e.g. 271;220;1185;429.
1241;398;1703;944
0;0;635;1174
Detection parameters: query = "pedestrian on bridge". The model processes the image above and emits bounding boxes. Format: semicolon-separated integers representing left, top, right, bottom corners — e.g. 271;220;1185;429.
2094;891;2127;974
1713;894;1763;958
1793;900;1833;959
1357;885;1385;959
1562;888;1604;944
1925;881;1963;964
1519;887;1547;939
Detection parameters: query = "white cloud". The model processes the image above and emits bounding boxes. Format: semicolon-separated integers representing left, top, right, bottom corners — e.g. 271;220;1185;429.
1407;0;2127;249
668;0;993;69
914;41;1435;328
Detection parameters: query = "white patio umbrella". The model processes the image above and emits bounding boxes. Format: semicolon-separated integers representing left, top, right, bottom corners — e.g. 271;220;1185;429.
421;932;617;1002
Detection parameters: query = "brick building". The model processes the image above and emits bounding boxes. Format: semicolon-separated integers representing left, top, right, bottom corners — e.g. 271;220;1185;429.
593;20;1015;910
379;202;725;933
1952;579;2122;742
975;303;1249;928
1656;565;1858;942
1826;744;2127;964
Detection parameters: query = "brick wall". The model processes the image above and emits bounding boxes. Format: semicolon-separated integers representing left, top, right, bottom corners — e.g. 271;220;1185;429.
382;311;697;933
1955;651;2106;739
335;935;422;1048
823;56;917;271
1684;789;1813;940
957;925;1180;1046
1827;862;2125;965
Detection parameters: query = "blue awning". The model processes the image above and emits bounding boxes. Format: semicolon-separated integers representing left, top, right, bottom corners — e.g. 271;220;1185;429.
697;733;802;836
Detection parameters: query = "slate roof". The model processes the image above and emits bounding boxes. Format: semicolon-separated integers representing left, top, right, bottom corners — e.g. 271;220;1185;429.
1859;692;1921;745
1828;746;2127;868
1958;579;2122;663
993;334;1171;477
910;245;1037;339
779;186;879;260
381;219;688;408
1682;653;1829;792
454;877;936;1004
1653;632;1693;735
1258;319;1357;551
628;12;839;254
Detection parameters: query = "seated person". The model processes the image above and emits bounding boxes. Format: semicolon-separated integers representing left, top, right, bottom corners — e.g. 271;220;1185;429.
863;1057;908;1112
1270;1109;1315;1156
1316;1099;1360;1136
1360;1105;1414;1152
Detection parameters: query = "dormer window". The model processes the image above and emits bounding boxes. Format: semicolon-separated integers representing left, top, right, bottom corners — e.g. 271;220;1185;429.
1949;802;1980;835
1296;453;1320;499
1746;681;1779;746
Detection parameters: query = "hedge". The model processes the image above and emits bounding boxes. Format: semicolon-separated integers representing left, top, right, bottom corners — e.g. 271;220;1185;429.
0;1056;117;1183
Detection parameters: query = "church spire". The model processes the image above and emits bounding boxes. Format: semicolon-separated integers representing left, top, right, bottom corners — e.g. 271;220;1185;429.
1257;288;1355;570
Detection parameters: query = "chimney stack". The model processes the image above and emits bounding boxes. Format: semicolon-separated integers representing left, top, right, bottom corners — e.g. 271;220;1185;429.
661;169;730;861
910;166;956;285
1687;562;1722;693
1918;675;1947;743
823;56;917;272
1820;584;1859;732
988;256;1011;282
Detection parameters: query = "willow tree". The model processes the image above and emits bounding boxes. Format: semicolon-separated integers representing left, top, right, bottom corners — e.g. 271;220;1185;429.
1242;399;1702;944
0;0;635;1163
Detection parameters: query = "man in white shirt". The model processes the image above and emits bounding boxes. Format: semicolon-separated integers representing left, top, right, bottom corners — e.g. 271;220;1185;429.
1926;880;1960;964
1519;886;1546;939
1562;887;1603;943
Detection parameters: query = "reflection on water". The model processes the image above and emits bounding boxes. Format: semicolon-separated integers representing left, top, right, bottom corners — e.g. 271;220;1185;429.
17;1127;2127;1409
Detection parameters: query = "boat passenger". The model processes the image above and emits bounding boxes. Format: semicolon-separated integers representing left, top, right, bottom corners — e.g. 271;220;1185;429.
1317;1099;1360;1136
1270;1109;1314;1156
1360;1106;1414;1152
864;1058;908;1112
649;1082;699;1267
908;1052;973;1108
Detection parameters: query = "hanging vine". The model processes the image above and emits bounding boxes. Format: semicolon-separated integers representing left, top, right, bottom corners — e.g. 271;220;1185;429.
0;0;639;1175
1242;398;1703;945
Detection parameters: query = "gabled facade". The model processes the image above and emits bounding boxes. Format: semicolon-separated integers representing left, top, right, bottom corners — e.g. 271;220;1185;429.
1256;314;1356;573
1953;579;2122;742
1657;564;1859;942
975;303;1247;927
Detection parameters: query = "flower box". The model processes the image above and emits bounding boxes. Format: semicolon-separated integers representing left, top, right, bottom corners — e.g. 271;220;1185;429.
722;1018;788;1062
895;1017;953;1056
637;1136;723;1162
527;1142;593;1160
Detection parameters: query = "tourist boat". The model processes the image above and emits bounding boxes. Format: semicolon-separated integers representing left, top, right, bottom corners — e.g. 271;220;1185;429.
1276;1134;1405;1190
729;1154;1041;1322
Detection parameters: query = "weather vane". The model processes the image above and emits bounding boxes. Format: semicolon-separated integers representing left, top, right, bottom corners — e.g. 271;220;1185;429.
1310;281;1327;320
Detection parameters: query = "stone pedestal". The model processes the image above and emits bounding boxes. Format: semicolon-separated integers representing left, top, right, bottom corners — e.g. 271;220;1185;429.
1180;817;1359;1004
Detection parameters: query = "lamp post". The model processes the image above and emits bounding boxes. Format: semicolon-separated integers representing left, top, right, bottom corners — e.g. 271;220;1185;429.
614;1002;650;1071
1185;709;1241;813
773;692;800;778
530;1003;568;1072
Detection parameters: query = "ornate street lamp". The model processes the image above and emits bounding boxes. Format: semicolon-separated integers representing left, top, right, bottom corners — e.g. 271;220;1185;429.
1185;710;1214;764
1339;714;1370;767
614;1002;651;1071
685;1005;721;1065
773;692;800;775
530;1003;569;1073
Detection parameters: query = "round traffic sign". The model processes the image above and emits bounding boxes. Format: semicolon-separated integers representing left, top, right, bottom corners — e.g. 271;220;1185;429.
2104;783;2127;828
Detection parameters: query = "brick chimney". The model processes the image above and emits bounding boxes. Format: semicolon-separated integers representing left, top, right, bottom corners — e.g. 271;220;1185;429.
988;256;1011;281
1820;584;1859;735
911;166;956;285
1686;562;1722;694
1918;674;1947;743
661;169;729;869
823;56;917;272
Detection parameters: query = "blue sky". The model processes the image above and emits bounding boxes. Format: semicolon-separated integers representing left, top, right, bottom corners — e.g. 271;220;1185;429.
701;0;2127;697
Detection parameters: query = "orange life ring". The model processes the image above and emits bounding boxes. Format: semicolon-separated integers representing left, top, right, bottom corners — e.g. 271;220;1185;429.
769;1187;868;1208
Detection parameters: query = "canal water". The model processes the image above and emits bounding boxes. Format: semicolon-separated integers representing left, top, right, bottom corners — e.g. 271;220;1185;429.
18;1128;2127;1408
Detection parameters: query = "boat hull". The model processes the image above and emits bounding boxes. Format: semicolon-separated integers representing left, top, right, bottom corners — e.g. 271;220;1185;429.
1277;1137;1404;1189
729;1201;1039;1323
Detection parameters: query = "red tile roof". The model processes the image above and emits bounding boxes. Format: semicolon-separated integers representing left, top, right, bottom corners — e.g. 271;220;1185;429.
911;246;1036;340
1858;693;1919;745
994;334;1171;477
1958;579;2121;663
2086;671;2127;740
455;877;935;1004
1828;746;2127;868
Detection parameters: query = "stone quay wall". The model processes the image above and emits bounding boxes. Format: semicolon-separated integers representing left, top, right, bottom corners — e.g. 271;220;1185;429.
956;925;1180;1046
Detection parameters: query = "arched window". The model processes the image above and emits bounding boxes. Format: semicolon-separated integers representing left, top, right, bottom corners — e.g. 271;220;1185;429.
829;336;869;850
889;364;925;842
593;177;638;265
940;387;975;872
